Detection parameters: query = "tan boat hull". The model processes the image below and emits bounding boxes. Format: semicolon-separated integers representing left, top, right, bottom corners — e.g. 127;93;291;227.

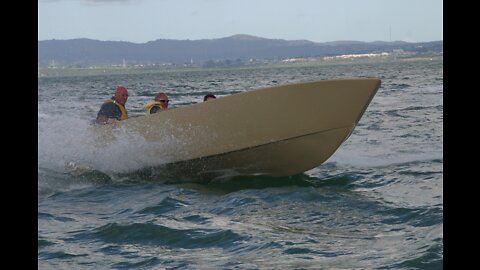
94;78;380;179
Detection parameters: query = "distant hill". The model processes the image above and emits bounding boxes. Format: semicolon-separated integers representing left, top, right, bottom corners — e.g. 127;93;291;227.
38;34;443;67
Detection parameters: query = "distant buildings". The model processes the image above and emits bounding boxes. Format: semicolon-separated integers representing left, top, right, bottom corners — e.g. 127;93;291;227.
323;52;390;60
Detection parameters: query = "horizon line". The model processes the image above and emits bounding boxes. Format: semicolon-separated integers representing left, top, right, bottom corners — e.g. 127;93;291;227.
38;34;443;44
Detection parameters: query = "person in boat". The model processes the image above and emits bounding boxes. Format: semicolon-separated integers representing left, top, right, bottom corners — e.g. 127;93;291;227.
144;92;170;114
203;94;216;102
95;86;129;125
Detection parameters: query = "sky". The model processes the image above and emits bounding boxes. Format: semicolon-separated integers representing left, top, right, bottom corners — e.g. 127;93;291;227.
38;0;443;44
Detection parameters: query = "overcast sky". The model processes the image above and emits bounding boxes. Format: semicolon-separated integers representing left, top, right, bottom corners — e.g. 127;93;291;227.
38;0;443;43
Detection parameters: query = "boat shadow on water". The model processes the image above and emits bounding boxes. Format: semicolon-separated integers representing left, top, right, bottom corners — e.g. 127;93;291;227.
104;163;360;194
58;158;362;194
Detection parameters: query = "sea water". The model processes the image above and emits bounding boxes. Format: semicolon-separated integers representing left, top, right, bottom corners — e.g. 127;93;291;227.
38;60;443;269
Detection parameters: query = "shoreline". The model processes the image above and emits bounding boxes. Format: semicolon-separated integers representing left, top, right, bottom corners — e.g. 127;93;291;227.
38;55;442;78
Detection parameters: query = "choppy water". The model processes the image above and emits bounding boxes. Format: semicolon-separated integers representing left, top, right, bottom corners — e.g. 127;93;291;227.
38;60;443;269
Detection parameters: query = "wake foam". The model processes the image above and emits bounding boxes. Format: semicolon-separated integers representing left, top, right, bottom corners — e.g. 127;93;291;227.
328;149;443;167
38;114;182;175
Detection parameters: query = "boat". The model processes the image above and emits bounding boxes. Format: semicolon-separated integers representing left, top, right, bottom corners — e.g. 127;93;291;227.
92;78;380;181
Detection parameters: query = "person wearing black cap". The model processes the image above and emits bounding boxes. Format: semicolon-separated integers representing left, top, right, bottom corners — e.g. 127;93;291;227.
203;94;216;102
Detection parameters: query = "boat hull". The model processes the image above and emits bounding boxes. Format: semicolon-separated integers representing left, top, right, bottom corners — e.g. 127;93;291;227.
156;126;352;180
94;78;380;179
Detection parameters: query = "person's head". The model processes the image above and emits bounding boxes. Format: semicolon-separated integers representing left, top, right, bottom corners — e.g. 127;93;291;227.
154;92;169;108
114;86;129;106
203;94;216;102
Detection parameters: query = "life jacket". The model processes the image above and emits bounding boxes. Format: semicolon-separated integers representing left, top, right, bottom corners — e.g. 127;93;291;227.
105;99;128;120
144;101;165;114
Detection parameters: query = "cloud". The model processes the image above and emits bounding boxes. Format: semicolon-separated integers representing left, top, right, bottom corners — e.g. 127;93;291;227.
39;0;142;3
79;0;144;6
81;0;142;2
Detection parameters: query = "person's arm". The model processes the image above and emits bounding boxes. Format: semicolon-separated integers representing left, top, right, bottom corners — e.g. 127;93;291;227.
96;102;120;124
95;115;117;125
150;105;161;114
